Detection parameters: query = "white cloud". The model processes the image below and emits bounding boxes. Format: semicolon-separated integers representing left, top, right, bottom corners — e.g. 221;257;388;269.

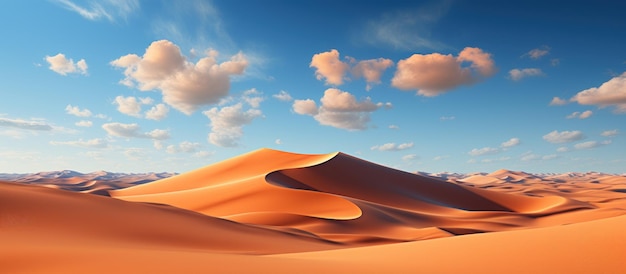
574;140;611;150
124;148;145;160
65;105;92;117
402;154;418;161
601;129;619;137
388;125;400;130
543;130;585;143
203;103;262;147
102;122;170;140
520;152;541;162
433;155;449;161
50;138;108;149
242;88;264;108
166;141;201;154
275;139;282;145
570;72;626;113
111;40;248;114
145;104;169;121
501;138;521;148
371;142;414;151
468;147;499;156
45;53;88;76
113;96;153;117
440;116;455;121
524;46;550;60
556;147;570;153
549;97;568;106
273;90;293;102
293;88;391;130
542;154;558;160
391;47;495;96
566;110;593;119
0;117;52;131
193;151;213;158
509;68;543;81
75;120;93;127
52;0;139;22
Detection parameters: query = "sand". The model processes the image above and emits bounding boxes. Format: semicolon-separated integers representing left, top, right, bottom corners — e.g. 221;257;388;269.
2;148;625;273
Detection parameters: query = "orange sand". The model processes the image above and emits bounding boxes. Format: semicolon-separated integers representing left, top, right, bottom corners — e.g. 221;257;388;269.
2;148;625;273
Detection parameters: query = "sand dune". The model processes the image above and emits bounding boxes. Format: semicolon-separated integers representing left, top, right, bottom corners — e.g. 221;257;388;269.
2;148;626;273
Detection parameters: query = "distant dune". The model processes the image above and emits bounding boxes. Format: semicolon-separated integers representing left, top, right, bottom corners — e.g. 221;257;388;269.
2;148;625;273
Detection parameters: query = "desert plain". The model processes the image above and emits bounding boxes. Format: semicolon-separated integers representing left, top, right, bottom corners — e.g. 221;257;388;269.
1;148;625;273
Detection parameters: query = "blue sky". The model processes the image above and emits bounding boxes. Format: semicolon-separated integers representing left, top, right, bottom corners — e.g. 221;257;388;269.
1;0;625;173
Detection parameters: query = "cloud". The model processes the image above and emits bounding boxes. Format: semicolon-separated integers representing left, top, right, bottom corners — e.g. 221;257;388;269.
601;129;619;137
549;97;568;106
509;68;543;81
566;110;593;119
102;122;170;140
293;88;391;130
310;49;350;85
111;40;248;114
501;138;521;148
520;152;541;162
556;147;570;153
0;117;53;131
574;140;611;150
242;88;264;108
275;139;282;145
65;105;92;117
45;53;88;76
273;90;293;102
362;2;450;50
402;154;418;161
75;120;93;127
351;58;394;91
440;116;455;121
371;142;414;151
388;125;400;130
145;104;169;120
524;46;550;60
50;138;108;149
391;47;495;96
543;130;584;143
570;72;626;113
52;0;139;22
468;147;499;156
203;103;262;147
542;154;558;160
166;141;201;154
113;96;153;117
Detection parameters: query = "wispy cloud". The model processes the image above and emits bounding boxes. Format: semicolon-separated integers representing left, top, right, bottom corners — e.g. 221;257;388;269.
509;68;543;81
543;130;585;143
371;142;414;151
50;138;108;149
549;97;568;106
566;110;593;119
361;1;451;50
102;122;169;140
52;0;139;22
0;117;53;131
574;140;611;150
468;147;499;156
601;129;618;137
523;46;550;60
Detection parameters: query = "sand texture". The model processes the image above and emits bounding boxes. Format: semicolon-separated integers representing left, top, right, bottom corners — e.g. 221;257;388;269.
2;148;625;273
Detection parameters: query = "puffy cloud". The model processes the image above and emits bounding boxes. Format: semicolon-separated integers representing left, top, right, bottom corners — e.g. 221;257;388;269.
501;138;521;148
391;47;495;96
543;130;584;143
509;68;543;81
50;138;108;149
371;142;414;151
351;58;394;91
310;49;350;85
113;96;152;117
601;129;619;137
111;40;248;114
242;88;264;108
0;117;52;131
293;88;391;130
468;147;499;156
574;140;611;150
102;122;170;140
524;46;550;60
45;53;88;76
273;90;293;102
145;104;169;121
570;72;626;113
203;103;262;147
566;110;593;119
52;0;139;22
549;97;568;106
65;105;92;117
75;120;93;127
292;99;319;115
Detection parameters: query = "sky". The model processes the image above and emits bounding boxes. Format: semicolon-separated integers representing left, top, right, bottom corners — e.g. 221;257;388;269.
0;0;625;174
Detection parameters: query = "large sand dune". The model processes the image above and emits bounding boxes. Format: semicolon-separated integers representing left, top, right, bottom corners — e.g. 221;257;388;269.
2;148;626;273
